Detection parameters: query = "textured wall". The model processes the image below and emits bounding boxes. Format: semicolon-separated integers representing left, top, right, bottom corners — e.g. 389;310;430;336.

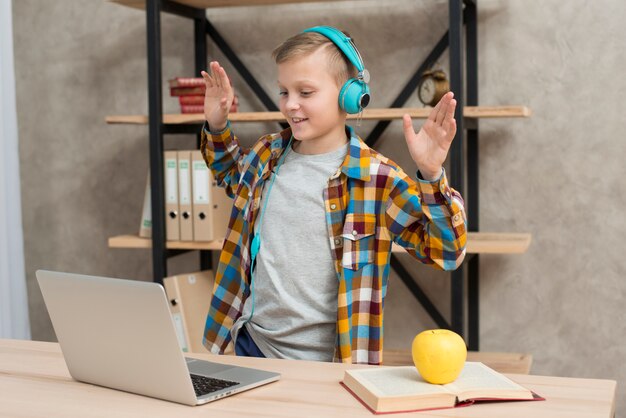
14;0;625;410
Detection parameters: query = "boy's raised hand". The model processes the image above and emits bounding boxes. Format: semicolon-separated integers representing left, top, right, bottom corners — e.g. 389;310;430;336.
201;61;234;131
402;92;457;181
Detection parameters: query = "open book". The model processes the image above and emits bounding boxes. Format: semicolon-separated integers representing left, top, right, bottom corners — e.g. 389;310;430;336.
342;362;543;414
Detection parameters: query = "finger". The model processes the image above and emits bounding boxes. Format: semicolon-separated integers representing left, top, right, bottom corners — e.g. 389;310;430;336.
435;101;447;125
201;70;214;88
211;62;222;89
427;93;445;122
435;93;452;125
441;99;457;140
402;114;415;141
207;63;220;86
445;98;457;126
218;65;232;95
443;116;457;143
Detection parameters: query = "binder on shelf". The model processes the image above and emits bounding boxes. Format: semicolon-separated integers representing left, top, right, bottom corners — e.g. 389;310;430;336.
191;150;231;241
163;269;231;354
164;151;180;241
211;174;232;241
177;151;193;241
139;172;151;238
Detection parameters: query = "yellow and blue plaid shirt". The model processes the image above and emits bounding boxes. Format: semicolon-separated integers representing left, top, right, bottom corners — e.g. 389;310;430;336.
201;122;467;365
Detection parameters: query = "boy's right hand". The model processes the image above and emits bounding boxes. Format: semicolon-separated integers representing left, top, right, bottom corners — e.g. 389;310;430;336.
201;61;234;131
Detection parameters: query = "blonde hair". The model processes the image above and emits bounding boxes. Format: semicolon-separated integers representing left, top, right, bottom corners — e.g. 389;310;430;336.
272;31;358;88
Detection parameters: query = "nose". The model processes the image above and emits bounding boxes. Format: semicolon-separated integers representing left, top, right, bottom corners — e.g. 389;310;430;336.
285;95;300;111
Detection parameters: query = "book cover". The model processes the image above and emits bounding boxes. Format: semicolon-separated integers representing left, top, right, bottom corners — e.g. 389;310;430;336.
170;86;205;97
168;77;205;88
180;105;204;114
342;362;544;414
178;95;204;105
180;96;239;114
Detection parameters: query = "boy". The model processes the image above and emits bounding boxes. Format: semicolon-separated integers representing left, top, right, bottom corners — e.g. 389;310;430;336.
200;26;466;365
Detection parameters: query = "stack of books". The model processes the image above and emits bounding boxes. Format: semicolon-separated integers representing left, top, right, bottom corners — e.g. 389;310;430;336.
168;77;238;114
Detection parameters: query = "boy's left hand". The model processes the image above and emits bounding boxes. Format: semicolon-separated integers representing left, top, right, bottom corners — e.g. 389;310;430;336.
402;92;457;181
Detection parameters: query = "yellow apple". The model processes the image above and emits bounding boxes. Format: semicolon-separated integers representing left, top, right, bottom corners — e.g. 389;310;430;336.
411;329;467;384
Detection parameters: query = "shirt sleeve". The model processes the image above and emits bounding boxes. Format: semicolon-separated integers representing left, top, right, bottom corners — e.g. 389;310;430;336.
384;167;467;271
200;120;248;199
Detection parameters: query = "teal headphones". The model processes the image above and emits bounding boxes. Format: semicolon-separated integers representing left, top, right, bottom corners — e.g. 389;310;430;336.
303;26;371;114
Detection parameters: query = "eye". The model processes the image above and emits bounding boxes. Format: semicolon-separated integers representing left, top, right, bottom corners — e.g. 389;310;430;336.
279;91;287;97
300;91;313;97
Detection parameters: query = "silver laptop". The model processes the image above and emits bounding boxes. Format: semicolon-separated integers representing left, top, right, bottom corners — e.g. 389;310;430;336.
36;270;280;406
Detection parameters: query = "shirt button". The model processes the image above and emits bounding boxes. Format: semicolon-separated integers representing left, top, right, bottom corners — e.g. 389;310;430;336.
248;191;252;197
330;204;337;210
334;238;341;245
453;214;460;221
352;230;358;236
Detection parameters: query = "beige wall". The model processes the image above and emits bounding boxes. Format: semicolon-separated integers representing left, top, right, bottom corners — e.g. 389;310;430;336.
14;0;625;410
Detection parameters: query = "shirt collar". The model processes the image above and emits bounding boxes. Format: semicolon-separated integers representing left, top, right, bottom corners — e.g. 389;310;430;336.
337;125;371;181
272;125;371;181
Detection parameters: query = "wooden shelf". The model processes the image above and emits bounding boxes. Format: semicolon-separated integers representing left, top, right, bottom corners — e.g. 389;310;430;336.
111;0;355;9
108;235;224;250
106;106;531;125
109;232;531;254
464;232;531;254
391;232;531;254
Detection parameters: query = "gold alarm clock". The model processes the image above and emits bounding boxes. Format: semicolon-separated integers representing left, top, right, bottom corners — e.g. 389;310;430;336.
417;70;450;106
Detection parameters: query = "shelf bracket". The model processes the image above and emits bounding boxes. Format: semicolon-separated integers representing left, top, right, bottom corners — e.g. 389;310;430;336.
390;255;450;329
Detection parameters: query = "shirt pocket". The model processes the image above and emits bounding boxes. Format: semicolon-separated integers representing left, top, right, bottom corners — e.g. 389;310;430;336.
341;213;377;270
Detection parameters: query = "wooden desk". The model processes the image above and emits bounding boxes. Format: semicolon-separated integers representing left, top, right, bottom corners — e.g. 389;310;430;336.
0;339;616;417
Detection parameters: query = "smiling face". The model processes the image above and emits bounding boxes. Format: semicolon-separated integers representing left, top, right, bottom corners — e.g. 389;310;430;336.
277;46;349;155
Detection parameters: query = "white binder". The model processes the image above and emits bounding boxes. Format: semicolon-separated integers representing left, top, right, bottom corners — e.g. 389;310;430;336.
191;151;231;241
139;172;152;238
164;151;180;241
177;151;193;241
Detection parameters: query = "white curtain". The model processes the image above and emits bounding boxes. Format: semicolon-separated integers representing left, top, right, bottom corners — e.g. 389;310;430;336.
0;0;31;339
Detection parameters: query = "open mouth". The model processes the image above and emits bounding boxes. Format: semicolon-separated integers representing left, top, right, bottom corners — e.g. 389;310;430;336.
291;117;309;124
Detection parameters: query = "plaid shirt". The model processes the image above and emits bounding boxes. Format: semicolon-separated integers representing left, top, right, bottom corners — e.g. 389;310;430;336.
201;122;467;365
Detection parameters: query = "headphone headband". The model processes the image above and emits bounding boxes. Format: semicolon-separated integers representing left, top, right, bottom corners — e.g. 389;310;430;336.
303;26;365;74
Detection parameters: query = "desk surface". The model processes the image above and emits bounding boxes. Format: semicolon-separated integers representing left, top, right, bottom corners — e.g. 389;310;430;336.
0;339;616;417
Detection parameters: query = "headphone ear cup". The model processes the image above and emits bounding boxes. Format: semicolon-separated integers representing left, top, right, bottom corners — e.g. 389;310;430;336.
339;78;369;114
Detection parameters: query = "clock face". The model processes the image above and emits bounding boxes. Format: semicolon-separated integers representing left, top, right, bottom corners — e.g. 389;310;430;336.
419;78;437;105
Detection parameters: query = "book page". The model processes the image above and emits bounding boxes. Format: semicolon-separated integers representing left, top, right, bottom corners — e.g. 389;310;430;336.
351;366;449;397
444;362;532;400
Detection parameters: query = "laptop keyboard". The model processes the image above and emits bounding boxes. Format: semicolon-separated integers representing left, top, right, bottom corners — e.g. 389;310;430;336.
190;374;239;397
